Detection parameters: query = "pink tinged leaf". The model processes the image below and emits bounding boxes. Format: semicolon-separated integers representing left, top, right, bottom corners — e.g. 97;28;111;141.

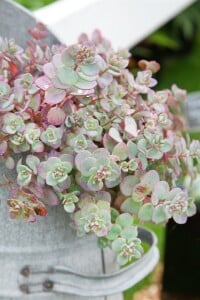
43;62;56;79
138;60;160;74
57;66;78;86
152;205;167;224
29;93;41;112
32;141;44;153
78;32;89;43
79;63;99;77
79;157;96;176
147;148;163;160
150;78;157;87
109;127;123;143
37;161;49;179
55;177;71;192
26;155;40;175
141;170;160;188
42;188;60;206
0;141;7;155
75;77;97;90
75;172;91;191
138;203;153;222
60;153;74;167
112;143;128;161
51;77;69;89
47;107;66;125
95;191;111;202
120;175;139;196
78;71;98;82
151;181;169;205
127;141;138;158
52;53;63;67
96;55;107;72
98;72;113;89
45;87;66;105
94;148;110;159
138;153;148;170
28;23;48;40
5;156;15;169
172;84;187;102
124;116;138;137
173;213;187;224
121;197;141;214
35;76;52;90
71;88;95;96
103;133;116;153
105;177;121;188
167;188;182;201
75;150;92;171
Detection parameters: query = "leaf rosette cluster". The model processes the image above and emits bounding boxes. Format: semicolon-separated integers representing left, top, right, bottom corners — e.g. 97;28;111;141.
0;25;198;265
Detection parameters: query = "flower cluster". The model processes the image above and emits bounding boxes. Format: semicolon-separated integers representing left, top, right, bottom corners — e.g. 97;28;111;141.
0;26;198;265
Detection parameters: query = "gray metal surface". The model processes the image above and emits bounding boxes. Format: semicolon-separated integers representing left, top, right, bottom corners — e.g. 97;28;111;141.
185;91;200;131
0;0;58;47
0;160;107;300
0;159;159;299
18;228;159;297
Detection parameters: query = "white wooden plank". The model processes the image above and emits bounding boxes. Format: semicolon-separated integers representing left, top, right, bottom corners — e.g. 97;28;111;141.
35;0;195;49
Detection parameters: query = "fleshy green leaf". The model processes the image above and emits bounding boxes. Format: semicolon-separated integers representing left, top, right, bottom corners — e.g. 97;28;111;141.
120;175;138;196
121;197;142;214
45;87;66;105
112;237;125;252
57;66;78;86
116;213;133;228
112;143;128;161
109;127;123;143
121;225;138;239
152;205;167;224
138;203;153;222
127;141;138;158
124;116;137;137
106;224;121;240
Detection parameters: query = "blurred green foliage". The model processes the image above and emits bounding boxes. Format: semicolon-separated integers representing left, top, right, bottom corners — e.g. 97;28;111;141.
158;35;200;92
132;1;200;61
15;0;57;10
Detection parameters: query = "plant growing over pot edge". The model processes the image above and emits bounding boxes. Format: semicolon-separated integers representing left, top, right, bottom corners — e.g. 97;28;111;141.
0;24;198;266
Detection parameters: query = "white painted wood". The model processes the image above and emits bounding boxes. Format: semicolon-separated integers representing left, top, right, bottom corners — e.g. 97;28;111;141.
34;0;195;49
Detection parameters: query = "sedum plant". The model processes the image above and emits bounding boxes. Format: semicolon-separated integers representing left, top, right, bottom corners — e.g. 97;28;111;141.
0;24;199;265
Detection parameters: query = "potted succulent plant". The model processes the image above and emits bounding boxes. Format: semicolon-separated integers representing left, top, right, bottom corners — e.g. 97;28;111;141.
0;1;198;299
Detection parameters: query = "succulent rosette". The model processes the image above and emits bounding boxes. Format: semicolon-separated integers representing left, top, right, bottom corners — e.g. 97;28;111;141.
0;26;198;265
38;154;73;188
0;81;14;112
75;149;121;191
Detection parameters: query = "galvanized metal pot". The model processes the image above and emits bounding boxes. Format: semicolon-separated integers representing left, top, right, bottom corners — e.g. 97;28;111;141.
0;159;159;299
0;1;159;299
